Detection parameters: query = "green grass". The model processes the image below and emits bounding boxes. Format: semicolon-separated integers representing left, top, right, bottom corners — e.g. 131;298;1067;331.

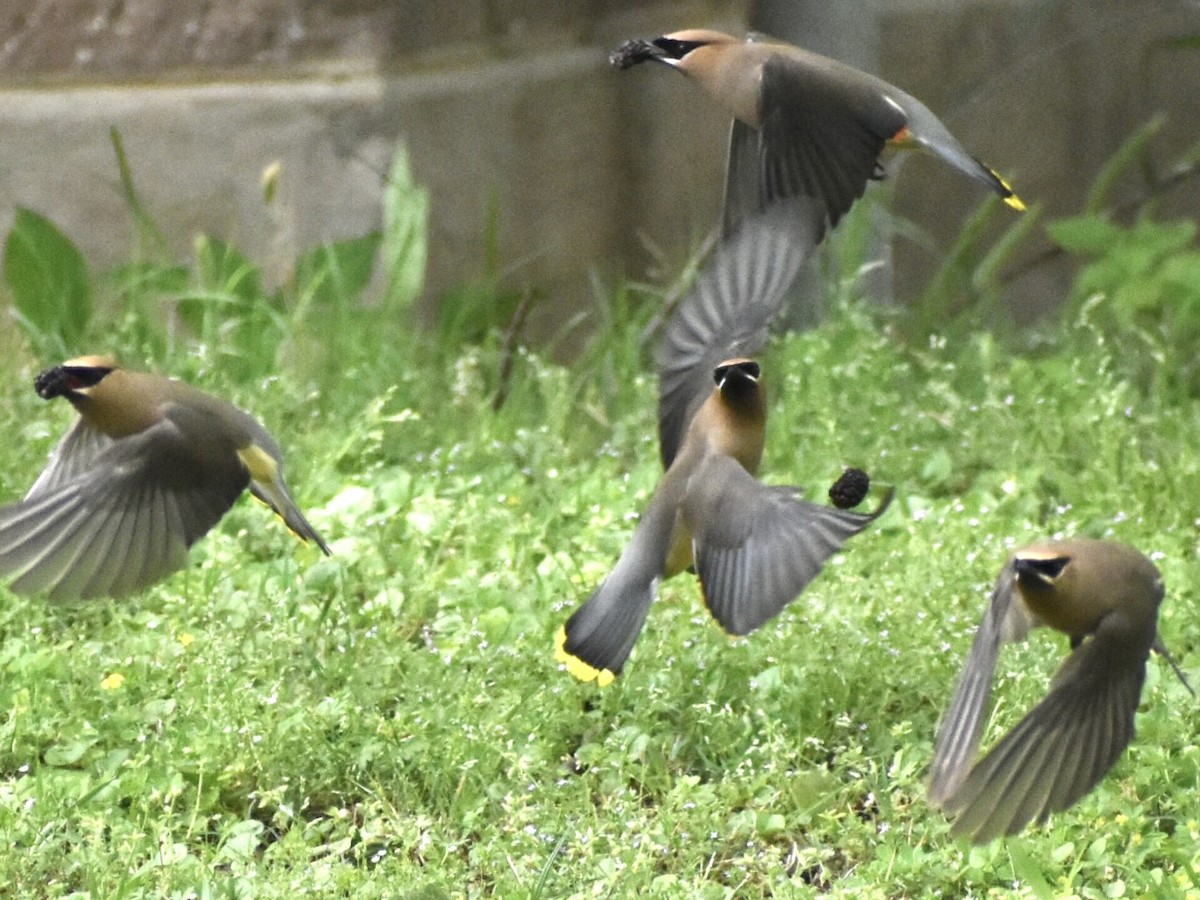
3;131;1200;895
1;284;1199;898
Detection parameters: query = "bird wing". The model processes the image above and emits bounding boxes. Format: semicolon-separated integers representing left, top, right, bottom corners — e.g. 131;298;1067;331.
940;612;1150;843
757;53;904;231
656;196;821;470
721;119;763;238
684;454;890;635
927;560;1033;805
0;404;250;600
24;418;115;500
556;478;683;683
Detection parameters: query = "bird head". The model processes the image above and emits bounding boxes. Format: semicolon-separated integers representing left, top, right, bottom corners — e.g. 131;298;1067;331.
713;358;763;408
653;30;740;66
714;357;760;387
35;356;119;400
610;29;738;70
1012;550;1071;592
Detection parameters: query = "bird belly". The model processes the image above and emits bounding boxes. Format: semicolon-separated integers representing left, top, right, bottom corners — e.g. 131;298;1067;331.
1019;590;1100;639
664;514;694;578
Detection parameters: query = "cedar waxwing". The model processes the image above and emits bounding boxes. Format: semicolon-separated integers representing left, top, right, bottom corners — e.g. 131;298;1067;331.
928;538;1191;843
555;357;890;684
612;30;1025;235
0;356;330;601
558;197;890;683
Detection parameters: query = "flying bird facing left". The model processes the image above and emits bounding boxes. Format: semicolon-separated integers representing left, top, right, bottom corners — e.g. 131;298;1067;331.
0;356;331;601
556;198;891;684
612;29;1024;236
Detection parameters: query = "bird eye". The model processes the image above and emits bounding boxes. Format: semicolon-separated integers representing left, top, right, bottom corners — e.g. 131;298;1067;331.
740;361;761;380
62;366;112;389
1015;554;1070;585
652;37;704;59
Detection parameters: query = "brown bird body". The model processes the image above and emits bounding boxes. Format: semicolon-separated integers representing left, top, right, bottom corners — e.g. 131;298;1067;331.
612;29;1024;235
0;356;330;600
556;358;888;684
928;538;1190;843
662;362;766;578
557;198;889;684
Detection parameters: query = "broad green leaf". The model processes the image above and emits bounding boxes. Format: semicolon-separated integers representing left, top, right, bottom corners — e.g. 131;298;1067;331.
3;207;92;354
42;738;95;768
293;231;381;308
1046;215;1122;255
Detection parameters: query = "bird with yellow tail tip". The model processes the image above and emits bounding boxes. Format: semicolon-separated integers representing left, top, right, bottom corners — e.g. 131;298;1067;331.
612;29;1025;236
0;356;330;601
555;358;891;684
555;197;891;684
928;538;1192;844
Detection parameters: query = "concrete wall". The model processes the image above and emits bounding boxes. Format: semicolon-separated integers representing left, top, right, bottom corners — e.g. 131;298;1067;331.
0;1;745;346
1;0;1197;346
881;0;1200;321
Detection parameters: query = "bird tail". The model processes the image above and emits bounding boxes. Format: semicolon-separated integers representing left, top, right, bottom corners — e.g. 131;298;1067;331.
557;490;682;684
236;442;330;555
888;84;1025;210
250;479;331;556
556;575;657;686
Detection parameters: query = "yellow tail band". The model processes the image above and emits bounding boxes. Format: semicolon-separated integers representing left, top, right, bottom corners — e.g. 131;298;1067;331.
992;169;1026;211
555;626;616;687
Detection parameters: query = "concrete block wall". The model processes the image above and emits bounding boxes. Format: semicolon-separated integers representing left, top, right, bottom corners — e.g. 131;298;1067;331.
879;0;1200;322
0;1;744;347
0;0;1197;348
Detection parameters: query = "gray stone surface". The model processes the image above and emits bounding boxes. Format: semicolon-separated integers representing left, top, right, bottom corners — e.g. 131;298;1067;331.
883;0;1200;321
0;0;1197;348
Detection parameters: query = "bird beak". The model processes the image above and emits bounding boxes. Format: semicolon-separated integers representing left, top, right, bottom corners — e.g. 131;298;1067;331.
610;38;672;70
34;366;72;400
